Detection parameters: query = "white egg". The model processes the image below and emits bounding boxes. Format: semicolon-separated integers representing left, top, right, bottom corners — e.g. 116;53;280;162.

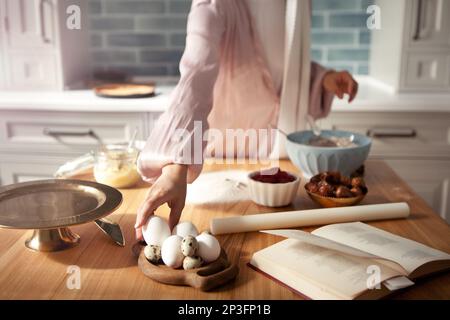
172;221;199;238
161;235;185;269
196;233;221;263
142;216;171;247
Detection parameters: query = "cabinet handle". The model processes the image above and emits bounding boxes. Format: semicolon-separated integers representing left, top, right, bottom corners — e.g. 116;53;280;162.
39;0;52;43
413;0;423;40
43;128;104;144
413;0;431;41
367;127;417;138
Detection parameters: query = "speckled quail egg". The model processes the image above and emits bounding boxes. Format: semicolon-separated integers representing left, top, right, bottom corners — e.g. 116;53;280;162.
172;221;199;238
180;235;198;257
183;256;204;270
161;235;185;269
144;245;161;264
196;233;221;263
142;215;171;247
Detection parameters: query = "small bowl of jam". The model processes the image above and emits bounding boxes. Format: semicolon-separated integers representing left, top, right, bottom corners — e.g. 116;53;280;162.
248;167;300;207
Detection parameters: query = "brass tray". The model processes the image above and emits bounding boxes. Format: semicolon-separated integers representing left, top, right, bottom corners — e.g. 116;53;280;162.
0;179;122;251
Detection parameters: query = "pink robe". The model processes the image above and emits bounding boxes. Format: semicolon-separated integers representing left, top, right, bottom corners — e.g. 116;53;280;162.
138;0;334;183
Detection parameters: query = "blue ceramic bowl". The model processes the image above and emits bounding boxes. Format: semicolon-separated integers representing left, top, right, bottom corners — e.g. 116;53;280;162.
285;130;372;178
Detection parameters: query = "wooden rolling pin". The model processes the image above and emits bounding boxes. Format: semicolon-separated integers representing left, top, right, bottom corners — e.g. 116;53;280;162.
210;202;410;235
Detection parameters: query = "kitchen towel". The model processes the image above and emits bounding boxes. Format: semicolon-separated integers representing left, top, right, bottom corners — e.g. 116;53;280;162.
272;0;311;159
186;170;249;205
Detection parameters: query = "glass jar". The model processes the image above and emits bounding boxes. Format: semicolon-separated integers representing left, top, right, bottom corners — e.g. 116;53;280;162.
93;144;141;188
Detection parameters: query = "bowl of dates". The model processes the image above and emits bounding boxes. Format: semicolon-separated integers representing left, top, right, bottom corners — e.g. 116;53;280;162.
304;171;368;208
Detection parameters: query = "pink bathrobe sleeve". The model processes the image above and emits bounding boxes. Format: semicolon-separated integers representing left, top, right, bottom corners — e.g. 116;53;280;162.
308;62;334;120
137;0;224;183
137;0;334;184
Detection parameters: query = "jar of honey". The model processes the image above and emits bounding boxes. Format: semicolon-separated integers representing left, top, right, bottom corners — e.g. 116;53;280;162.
93;144;141;188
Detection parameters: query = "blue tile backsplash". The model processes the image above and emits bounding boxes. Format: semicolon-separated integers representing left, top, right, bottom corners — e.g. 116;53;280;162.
88;0;373;77
312;0;373;74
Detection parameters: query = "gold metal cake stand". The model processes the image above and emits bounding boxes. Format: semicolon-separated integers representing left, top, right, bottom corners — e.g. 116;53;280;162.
0;179;122;252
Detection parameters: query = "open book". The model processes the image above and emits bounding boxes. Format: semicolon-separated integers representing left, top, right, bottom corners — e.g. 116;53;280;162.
249;222;450;300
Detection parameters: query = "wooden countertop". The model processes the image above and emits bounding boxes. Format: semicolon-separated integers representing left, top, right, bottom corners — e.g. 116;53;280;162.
1;160;450;299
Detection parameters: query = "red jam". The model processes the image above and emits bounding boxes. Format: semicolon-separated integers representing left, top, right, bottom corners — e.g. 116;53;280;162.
250;167;296;184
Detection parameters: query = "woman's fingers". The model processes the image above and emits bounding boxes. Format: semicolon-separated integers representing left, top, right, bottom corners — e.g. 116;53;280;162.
349;80;358;103
134;193;167;229
168;201;184;231
346;74;354;96
135;227;143;241
336;80;345;99
338;72;358;102
135;199;154;229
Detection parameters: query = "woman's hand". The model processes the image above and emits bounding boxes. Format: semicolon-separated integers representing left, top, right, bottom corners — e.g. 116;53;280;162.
134;164;188;240
322;70;358;103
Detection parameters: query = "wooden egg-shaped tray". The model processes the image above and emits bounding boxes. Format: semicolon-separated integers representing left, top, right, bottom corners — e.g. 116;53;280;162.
133;242;239;291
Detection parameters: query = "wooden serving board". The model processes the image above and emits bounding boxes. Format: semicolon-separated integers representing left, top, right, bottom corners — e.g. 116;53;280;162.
94;83;155;98
133;242;239;291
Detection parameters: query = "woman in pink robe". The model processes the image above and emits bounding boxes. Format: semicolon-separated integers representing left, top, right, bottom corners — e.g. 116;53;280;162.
135;0;358;238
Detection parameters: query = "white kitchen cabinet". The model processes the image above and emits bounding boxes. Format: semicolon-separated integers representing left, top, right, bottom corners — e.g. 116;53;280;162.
321;111;450;223
385;159;450;222
0;110;148;155
320;111;450;159
0;87;171;187
2;0;56;49
8;53;59;89
0;109;150;186
404;52;448;89
0;0;90;90
370;0;450;92
407;0;450;48
0;151;79;185
0;161;59;185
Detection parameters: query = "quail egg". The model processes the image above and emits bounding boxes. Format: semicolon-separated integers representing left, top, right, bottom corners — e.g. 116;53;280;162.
183;256;203;270
144;245;161;264
180;235;198;257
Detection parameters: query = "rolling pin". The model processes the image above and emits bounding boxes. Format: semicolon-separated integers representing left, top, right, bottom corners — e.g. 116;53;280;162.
210;202;410;235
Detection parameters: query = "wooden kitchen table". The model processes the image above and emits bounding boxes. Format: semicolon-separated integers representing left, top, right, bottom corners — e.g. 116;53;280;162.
1;160;450;299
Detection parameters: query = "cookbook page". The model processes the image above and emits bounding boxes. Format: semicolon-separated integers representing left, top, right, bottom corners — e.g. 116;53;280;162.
253;238;402;299
262;229;381;259
312;222;450;274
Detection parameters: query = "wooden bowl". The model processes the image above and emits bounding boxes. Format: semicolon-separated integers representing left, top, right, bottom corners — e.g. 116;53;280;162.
305;189;366;208
133;242;239;291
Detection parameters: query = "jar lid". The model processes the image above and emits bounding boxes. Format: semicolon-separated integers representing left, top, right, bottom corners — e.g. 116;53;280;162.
97;143;139;160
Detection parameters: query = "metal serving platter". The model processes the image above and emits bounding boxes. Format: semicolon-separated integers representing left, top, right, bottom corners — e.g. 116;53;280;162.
0;179;122;251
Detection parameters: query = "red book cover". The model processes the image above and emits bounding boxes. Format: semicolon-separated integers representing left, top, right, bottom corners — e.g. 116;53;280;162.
247;263;312;300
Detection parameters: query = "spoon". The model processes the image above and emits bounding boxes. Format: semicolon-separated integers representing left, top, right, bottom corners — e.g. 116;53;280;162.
128;127;138;151
269;125;289;138
307;115;321;137
91;129;139;246
94;218;125;246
